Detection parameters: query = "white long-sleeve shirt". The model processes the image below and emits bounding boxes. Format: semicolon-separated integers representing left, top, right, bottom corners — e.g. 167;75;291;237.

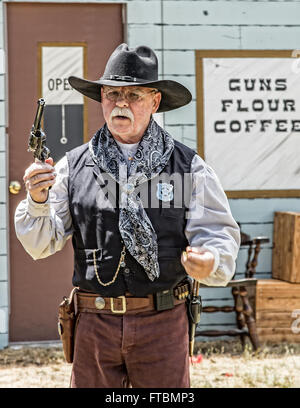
14;142;240;286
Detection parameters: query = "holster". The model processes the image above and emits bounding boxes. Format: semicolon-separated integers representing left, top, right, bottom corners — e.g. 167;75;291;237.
186;281;202;357
58;287;78;364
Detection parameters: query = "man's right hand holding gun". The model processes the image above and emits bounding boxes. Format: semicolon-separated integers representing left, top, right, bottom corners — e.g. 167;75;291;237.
23;157;56;203
15;102;71;261
24;99;56;203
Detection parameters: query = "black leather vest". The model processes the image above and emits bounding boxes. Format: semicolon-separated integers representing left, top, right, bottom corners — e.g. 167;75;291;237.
66;139;196;296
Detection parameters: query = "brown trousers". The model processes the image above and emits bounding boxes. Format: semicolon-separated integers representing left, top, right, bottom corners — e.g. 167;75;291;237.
70;303;190;388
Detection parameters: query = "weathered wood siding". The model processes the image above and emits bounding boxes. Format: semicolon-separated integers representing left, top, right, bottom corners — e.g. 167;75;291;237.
1;0;300;347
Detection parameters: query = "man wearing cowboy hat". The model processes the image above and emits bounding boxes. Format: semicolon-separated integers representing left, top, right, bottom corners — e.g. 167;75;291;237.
15;43;240;388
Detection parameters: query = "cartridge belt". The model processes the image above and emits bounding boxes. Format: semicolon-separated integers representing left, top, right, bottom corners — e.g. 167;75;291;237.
76;282;190;315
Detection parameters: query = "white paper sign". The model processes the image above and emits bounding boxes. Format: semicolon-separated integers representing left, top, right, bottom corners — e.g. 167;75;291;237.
42;46;84;105
202;58;300;191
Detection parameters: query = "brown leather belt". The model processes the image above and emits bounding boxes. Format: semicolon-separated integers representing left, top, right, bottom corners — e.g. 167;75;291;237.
76;284;190;315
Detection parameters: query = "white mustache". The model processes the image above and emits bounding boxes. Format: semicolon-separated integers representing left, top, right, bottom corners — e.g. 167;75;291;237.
110;107;134;123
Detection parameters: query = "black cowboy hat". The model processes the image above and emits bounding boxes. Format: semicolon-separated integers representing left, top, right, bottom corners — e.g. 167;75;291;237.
68;43;192;113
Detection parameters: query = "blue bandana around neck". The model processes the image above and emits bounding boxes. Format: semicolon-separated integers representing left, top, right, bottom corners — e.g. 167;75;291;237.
89;117;175;281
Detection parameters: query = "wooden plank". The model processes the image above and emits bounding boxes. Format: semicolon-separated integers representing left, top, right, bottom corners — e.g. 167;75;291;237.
0;203;6;229
164;126;184;145
227;190;300;199
0;152;5;177
257;332;300;343
164;26;240;50
164;51;195;75
293;216;300;281
256;322;294;330
0;230;7;255
128;25;162;51
0;126;5;151
199;311;236;326
164;75;195;99
272;212;300;283
257;278;300;295
182;125;197;143
257;279;294;287
164;1;300;25
256;298;300;312
182;138;196;150
257;327;298;335
257;328;300;343
256;312;295;328
127;1;161;24
256;280;300;315
257;278;300;289
257;286;300;298
0;101;4;127
0;256;8;282
254;279;300;341
199;287;232;300
0;178;6;204
256;311;293;320
0;308;7;334
0;281;8;308
165;101;195;125
272;212;283;280
197;324;237;331
241;26;300;49
196;324;239;343
0;76;5;102
229;198;300;224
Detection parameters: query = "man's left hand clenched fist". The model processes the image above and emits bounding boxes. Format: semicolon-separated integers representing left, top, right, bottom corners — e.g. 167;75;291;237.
181;246;215;281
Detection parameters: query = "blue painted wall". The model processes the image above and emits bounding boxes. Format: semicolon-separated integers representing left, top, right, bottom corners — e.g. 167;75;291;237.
1;0;300;347
126;0;300;338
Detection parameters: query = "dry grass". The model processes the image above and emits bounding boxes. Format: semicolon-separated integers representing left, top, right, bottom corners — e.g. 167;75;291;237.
0;346;71;388
0;340;300;388
191;340;300;388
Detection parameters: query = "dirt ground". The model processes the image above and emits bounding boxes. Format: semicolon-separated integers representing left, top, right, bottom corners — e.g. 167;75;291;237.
0;340;299;388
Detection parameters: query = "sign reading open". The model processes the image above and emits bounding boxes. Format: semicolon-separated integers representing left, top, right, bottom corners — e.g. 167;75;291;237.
40;44;86;162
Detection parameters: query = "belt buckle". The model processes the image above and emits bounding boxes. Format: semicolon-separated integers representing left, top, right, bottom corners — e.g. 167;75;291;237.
110;296;126;314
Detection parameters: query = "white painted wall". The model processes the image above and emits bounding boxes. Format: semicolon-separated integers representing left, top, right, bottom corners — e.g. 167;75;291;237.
126;0;300;339
1;0;300;347
0;1;8;349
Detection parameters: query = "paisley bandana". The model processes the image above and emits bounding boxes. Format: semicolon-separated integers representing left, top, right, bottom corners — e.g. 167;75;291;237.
89;117;174;281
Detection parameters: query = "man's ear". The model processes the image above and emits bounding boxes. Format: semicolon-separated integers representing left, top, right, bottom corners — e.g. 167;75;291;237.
152;92;162;114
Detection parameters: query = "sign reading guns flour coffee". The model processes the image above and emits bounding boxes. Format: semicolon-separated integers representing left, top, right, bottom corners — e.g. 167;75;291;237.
39;43;87;162
196;50;300;198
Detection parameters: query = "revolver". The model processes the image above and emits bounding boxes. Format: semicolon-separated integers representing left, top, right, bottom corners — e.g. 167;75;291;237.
187;279;202;357
28;98;50;162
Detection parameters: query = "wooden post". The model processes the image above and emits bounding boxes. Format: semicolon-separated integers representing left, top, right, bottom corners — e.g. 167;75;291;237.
272;211;300;283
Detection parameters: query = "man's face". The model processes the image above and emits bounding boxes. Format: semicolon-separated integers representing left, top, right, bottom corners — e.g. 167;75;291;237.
101;85;161;143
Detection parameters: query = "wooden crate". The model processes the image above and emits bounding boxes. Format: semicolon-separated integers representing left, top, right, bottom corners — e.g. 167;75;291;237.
272;211;300;283
256;279;300;343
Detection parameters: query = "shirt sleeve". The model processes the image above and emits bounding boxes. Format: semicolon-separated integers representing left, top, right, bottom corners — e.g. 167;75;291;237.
14;155;73;260
185;154;241;286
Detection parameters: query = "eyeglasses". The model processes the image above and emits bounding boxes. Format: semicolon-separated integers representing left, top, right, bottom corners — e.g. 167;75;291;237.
103;88;157;103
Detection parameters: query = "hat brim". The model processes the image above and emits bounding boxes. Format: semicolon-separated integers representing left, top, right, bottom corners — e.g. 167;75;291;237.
68;76;192;113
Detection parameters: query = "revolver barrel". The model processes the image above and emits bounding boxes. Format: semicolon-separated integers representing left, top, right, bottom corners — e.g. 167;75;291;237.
32;98;45;133
28;98;50;162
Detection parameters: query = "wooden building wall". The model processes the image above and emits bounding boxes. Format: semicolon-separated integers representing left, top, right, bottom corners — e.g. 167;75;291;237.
1;0;300;347
95;0;300;339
